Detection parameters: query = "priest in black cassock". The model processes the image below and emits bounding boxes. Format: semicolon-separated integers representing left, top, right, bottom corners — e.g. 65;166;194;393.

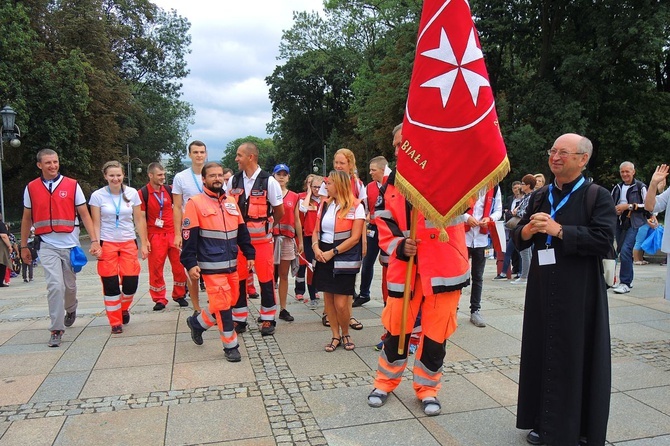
513;133;616;446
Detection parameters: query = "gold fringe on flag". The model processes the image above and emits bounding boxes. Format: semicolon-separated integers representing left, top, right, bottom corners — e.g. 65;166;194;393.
395;156;511;241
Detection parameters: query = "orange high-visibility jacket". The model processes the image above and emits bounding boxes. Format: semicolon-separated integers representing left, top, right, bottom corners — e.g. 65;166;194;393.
375;171;470;297
181;188;255;275
27;176;79;235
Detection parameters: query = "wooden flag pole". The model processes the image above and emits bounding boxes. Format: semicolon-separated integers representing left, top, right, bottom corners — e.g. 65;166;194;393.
398;207;419;355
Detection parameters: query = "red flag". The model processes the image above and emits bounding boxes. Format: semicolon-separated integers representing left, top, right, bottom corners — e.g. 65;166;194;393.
396;0;510;235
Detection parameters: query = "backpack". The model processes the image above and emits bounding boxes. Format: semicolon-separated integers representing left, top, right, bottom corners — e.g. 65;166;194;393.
140;185;173;220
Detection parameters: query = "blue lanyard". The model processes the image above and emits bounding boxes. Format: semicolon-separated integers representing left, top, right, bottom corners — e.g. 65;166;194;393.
191;168;203;193
107;187;122;228
546;177;585;246
152;190;164;219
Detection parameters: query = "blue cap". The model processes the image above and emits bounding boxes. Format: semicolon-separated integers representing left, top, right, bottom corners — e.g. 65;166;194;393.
70;246;88;273
273;164;290;174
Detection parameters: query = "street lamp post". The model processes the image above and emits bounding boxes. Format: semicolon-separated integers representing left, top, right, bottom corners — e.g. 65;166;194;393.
0;106;21;220
312;157;324;174
311;144;328;176
128;157;143;186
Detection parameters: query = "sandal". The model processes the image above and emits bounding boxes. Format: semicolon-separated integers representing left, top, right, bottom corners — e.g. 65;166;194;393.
325;337;340;352
349;317;363;330
342;335;355;351
322;314;330;327
634;260;649;265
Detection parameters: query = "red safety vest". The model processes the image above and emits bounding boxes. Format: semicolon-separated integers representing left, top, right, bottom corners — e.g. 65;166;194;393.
273;190;298;238
299;192;320;236
27;176;78;235
315;199;363;274
230;171;273;244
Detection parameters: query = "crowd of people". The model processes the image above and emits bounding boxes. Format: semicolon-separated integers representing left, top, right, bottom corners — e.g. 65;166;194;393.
11;127;670;446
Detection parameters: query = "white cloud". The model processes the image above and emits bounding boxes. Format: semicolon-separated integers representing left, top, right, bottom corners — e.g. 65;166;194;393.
152;0;324;160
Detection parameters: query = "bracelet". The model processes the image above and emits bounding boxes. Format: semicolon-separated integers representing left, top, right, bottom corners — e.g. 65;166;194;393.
311;242;318;247
20;246;28;249
91;240;99;243
557;226;563;239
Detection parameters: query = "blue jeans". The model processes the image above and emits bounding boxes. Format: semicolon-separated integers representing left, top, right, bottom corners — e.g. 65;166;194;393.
616;225;639;286
359;226;380;298
501;237;517;276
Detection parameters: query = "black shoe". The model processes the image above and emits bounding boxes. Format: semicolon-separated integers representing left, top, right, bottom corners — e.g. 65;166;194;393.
526;430;544;445
279;309;294;321
248;292;259;299
111;325;123;334
23;279;28;283
174;298;188;307
186;315;204;345
64;310;77;327
153;302;166;311
122;310;130;325
234;321;247;334
352;295;370;307
199;283;206;291
260;320;276;336
224;346;241;362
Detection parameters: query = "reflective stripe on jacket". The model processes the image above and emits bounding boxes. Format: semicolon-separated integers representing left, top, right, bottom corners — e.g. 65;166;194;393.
315;200;363;274
273;190;298;238
181;189;254;274
230;171;273;243
27;176;78;234
375;174;470;297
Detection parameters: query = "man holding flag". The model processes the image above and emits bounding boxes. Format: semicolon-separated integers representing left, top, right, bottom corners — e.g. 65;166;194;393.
367;0;509;416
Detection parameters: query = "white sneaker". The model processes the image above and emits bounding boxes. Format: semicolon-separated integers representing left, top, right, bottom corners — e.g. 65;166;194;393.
613;283;631;294
470;310;486;327
511;278;527;285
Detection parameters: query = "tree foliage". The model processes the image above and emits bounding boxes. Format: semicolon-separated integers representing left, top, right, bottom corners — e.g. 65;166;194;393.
0;0;193;219
267;0;670;195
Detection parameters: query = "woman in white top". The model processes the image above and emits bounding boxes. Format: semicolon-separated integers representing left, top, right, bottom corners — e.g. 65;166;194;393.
89;161;148;334
317;148;367;330
312;170;365;352
644;164;670;299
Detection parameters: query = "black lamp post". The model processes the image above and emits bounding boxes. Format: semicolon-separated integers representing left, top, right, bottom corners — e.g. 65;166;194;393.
0;105;21;219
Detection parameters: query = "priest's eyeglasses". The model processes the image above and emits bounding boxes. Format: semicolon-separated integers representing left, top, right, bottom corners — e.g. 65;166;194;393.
547;149;585;158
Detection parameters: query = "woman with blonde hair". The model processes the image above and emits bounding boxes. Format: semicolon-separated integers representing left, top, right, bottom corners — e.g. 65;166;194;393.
89;161;148;334
317;148;367;329
533;173;546;190
312;170;365;351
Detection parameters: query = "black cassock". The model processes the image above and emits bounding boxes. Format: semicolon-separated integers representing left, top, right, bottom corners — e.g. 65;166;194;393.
513;176;616;446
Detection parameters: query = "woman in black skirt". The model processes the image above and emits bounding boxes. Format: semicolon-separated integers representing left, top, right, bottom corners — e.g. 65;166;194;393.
312;171;365;351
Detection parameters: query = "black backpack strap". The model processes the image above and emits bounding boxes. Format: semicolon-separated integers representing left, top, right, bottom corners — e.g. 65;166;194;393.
140;185;149;219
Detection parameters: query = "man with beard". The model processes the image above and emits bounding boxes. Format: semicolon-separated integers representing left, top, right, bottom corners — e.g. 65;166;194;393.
181;162;255;362
513;133;616;446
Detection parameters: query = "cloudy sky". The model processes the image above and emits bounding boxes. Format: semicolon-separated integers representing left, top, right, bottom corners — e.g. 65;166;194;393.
151;0;325;160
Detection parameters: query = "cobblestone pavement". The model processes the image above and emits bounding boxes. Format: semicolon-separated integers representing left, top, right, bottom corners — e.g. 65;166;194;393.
0;244;669;445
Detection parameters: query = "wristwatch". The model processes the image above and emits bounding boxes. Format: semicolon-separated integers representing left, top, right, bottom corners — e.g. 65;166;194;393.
333;248;339;255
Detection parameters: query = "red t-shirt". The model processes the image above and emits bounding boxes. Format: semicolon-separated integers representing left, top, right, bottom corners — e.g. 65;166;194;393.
140;184;175;234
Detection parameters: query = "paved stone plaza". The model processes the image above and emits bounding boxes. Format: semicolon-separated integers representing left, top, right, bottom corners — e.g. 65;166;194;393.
0;241;669;445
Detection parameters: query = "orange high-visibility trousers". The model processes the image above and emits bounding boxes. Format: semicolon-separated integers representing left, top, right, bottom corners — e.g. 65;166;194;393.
147;232;187;304
234;241;276;322
98;240;141;327
190;272;239;349
373;274;460;400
